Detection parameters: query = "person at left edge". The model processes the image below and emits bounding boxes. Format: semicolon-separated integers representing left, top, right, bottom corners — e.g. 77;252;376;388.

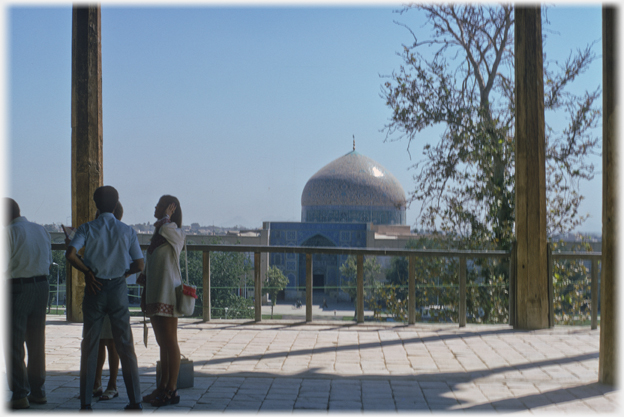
65;186;144;411
4;198;52;410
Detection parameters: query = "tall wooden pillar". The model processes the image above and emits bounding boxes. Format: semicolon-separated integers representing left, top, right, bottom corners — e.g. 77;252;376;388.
513;6;549;330
67;5;103;322
599;6;617;386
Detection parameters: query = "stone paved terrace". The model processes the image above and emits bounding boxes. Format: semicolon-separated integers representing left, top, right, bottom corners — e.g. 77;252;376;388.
3;316;620;413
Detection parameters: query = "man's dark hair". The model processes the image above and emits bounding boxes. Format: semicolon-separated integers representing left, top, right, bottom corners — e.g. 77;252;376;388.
93;186;119;214
5;198;20;221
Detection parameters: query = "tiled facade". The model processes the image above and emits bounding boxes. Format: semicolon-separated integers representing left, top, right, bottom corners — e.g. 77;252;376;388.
268;222;367;300
302;204;405;225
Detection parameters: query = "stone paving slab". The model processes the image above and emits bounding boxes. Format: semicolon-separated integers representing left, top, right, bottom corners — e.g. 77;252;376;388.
2;316;620;413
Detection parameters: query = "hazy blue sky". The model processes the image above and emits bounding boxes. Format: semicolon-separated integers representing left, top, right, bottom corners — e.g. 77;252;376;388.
3;3;603;233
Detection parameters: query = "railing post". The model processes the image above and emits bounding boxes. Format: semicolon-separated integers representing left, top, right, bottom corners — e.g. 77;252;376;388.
547;243;554;328
591;258;598;330
306;253;313;322
202;251;211;322
509;241;516;326
459;256;466;327
408;256;416;325
356;255;364;323
254;252;262;322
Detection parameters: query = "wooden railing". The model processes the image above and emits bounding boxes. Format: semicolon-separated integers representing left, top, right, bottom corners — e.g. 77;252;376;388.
51;241;602;328
170;244;510;326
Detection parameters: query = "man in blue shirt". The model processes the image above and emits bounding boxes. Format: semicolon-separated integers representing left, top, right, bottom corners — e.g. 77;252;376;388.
66;186;144;410
4;198;52;409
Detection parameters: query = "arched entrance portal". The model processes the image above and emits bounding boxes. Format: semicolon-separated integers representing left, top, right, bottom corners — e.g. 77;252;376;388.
299;234;338;300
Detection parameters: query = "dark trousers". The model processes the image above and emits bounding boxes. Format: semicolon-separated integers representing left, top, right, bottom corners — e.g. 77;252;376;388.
80;277;141;406
6;278;49;401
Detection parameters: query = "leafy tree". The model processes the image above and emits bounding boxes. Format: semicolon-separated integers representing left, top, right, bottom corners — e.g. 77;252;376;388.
339;256;382;312
382;4;600;245
551;239;596;325
385;256;409;300
381;236;509;324
264;266;290;318
209;250;253;319
179;250;203;288
179;238;253;318
49;250;67;308
369;285;408;322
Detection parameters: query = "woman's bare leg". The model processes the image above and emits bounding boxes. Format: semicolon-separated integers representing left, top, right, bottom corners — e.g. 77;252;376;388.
160;316;180;392
94;339;106;391
103;339;119;391
151;316;170;389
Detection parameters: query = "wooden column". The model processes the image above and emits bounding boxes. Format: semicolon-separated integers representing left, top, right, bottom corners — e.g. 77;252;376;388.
513;6;549;330
600;6;617;386
67;5;103;322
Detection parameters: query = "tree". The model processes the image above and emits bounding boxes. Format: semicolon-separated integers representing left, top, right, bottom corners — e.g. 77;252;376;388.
339;256;382;312
382;4;600;246
382;237;463;323
386;255;409;300
49;250;67;309
551;239;595;325
180;238;253;318
264;266;290;318
208;250;253;319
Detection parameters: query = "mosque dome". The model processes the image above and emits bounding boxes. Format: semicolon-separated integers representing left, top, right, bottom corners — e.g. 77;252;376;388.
301;150;407;225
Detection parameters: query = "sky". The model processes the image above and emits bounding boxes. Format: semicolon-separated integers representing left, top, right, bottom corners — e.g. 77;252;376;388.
2;1;605;233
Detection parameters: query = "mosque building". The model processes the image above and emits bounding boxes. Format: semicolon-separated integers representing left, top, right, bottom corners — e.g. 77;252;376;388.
265;142;414;301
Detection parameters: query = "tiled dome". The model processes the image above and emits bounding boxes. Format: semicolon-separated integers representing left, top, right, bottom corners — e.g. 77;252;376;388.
301;150;407;225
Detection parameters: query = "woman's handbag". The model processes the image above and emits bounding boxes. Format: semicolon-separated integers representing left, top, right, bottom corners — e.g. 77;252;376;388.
175;238;198;316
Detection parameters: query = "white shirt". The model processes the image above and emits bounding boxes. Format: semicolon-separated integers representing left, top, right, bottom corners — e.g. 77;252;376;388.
69;212;143;279
5;216;53;279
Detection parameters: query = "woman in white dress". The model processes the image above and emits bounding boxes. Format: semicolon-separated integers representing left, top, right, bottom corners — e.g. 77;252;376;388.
138;195;183;407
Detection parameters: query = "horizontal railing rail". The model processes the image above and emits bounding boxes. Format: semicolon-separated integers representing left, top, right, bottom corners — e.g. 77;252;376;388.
51;243;602;328
551;251;602;260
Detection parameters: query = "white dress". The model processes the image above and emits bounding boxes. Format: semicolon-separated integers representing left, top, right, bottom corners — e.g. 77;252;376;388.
143;222;184;317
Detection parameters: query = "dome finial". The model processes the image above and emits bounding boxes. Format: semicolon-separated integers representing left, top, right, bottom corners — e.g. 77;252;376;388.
352;135;355;151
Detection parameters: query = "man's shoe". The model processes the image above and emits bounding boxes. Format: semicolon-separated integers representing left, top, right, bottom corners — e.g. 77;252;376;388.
124;402;143;410
80;404;93;411
27;394;47;404
10;397;30;409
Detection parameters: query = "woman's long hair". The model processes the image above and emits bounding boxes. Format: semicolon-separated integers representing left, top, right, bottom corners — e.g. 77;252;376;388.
159;195;182;228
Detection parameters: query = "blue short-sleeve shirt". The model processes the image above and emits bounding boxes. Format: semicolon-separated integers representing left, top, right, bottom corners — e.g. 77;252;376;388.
69;212;143;279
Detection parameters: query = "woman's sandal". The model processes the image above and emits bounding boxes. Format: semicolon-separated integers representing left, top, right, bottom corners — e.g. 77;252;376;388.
142;387;165;403
150;389;179;407
99;388;119;401
92;386;103;397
